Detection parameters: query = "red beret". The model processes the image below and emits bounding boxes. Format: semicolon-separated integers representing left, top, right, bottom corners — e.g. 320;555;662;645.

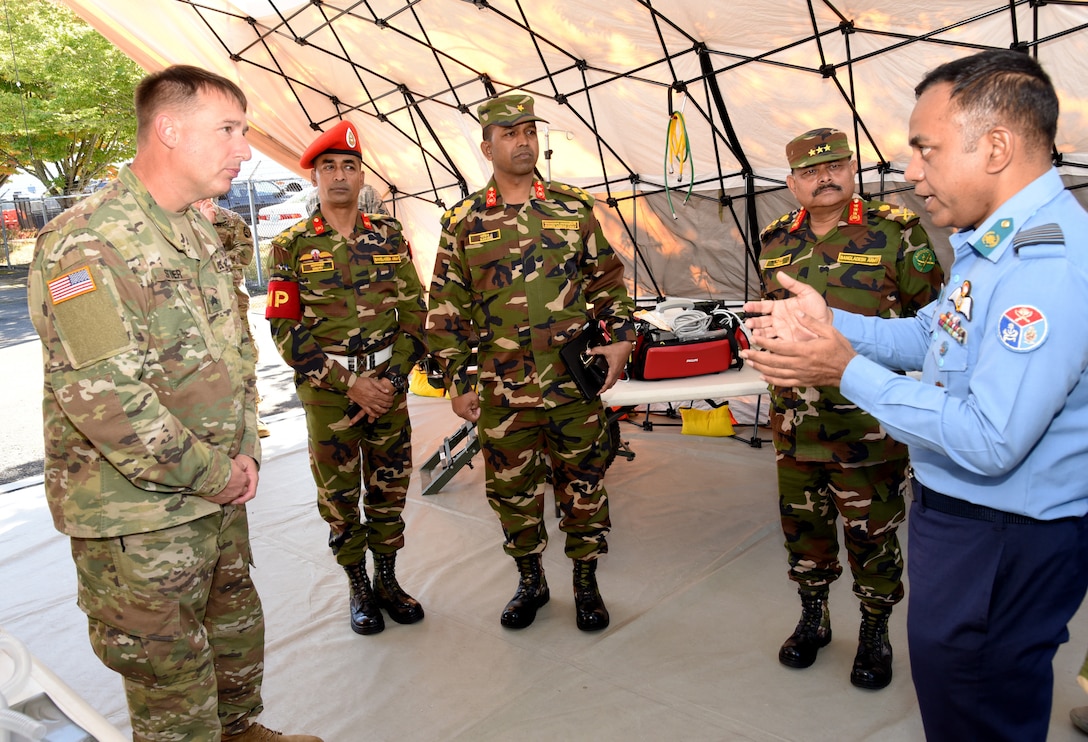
299;120;362;169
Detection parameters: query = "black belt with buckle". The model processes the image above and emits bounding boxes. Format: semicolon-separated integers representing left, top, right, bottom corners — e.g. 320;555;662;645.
911;478;1048;525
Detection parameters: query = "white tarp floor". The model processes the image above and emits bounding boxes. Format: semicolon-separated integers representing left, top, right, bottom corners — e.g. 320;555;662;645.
4;321;1088;741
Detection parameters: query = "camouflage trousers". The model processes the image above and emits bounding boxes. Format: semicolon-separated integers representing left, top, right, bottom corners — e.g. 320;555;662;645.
70;507;264;741
478;399;612;560
302;385;412;566
777;455;907;607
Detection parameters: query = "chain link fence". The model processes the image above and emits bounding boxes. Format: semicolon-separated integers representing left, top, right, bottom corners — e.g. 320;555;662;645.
1;178;308;277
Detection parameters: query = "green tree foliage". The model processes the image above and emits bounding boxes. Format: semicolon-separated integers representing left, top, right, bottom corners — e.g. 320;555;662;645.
0;0;143;195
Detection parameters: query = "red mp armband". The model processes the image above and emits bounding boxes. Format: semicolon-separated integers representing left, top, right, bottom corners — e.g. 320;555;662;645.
264;280;301;321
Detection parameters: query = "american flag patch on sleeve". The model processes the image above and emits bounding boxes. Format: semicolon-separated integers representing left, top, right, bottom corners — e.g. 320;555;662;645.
48;267;97;304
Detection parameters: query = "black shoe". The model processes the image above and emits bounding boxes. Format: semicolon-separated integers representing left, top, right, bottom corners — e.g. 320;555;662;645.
501;554;550;629
850;606;893;689
373;552;424;624
345;561;385;635
779;591;831;668
573;559;609;631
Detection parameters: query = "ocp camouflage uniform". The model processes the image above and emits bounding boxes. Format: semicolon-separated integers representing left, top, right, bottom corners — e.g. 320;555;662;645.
206;202;255;325
427;176;635;559
759;197;943;606
266;209;426;566
28;165;265;741
205;203;264;418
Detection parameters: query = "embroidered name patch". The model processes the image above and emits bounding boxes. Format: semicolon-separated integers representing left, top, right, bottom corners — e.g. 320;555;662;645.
837;253;881;266
761;255;792;270
998;305;1047;352
48;267;96;304
373;254;402;265
469;230;501;245
541;219;579;230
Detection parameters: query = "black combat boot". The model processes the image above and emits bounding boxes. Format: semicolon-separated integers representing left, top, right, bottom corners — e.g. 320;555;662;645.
778;590;831;668
344;560;385;635
500;554;550;629
851;604;893;689
373;552;425;624
573;559;609;631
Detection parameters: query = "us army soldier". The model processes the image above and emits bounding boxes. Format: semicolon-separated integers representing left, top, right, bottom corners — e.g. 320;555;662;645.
28;64;321;742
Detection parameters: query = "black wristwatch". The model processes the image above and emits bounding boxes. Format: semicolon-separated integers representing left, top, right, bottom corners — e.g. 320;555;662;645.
383;371;407;393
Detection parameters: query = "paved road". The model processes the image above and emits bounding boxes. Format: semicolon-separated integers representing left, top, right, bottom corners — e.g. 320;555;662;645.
0;266;300;490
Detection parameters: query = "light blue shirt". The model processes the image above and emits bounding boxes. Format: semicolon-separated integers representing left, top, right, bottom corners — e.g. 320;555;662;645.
835;168;1088;519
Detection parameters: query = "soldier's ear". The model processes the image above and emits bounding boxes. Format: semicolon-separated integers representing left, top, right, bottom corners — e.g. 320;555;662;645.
480;139;493;163
155;113;179;149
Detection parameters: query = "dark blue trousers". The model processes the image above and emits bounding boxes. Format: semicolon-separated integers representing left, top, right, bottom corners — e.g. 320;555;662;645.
907;500;1088;741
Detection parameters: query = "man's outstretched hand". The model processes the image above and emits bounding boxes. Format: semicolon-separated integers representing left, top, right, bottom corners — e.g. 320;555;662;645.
743;272;832;344
740;272;854;388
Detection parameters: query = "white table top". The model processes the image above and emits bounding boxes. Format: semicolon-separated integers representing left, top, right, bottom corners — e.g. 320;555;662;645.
601;363;769;407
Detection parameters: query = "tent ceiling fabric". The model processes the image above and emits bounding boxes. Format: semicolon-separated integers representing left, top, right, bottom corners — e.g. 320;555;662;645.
63;0;1088;299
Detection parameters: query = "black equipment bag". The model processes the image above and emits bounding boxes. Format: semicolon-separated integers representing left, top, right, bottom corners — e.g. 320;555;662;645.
560;319;611;399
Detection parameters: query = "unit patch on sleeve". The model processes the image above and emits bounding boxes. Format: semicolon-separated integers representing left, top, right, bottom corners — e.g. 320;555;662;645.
998;305;1047;352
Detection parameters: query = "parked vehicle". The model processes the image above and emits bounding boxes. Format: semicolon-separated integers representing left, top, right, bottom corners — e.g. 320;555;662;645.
216;180;290;225
257;187;315;239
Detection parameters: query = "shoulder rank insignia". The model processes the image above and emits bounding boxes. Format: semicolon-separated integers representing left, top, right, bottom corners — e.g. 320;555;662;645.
550;181;594;207
874;202;919;225
973;218;1014;258
485;187;498;208
533;180;546;200
313;216;327;235
442;197;476;232
760;212;794;241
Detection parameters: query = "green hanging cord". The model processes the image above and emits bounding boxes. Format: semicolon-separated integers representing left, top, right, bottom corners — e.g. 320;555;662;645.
664;110;694;219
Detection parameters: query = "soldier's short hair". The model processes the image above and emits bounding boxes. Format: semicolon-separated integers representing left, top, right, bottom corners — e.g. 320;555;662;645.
915;49;1057;157
135;65;248;139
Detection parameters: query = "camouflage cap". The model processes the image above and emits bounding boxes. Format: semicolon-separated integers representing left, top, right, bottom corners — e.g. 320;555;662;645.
786;128;853;169
477;94;548;129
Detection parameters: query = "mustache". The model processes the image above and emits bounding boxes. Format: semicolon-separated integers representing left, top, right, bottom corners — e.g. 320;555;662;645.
813;184;842;196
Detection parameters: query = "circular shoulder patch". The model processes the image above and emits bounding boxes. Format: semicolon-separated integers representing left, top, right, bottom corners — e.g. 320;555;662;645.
997;305;1048;352
912;246;937;273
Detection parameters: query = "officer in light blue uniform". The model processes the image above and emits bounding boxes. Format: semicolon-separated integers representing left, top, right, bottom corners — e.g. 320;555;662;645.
742;50;1088;741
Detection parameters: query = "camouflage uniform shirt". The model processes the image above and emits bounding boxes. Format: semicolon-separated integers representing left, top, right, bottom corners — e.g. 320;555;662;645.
266;209;427;400
427;177;635;409
205;203;254;316
28;165;260;538
759;197;943;463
